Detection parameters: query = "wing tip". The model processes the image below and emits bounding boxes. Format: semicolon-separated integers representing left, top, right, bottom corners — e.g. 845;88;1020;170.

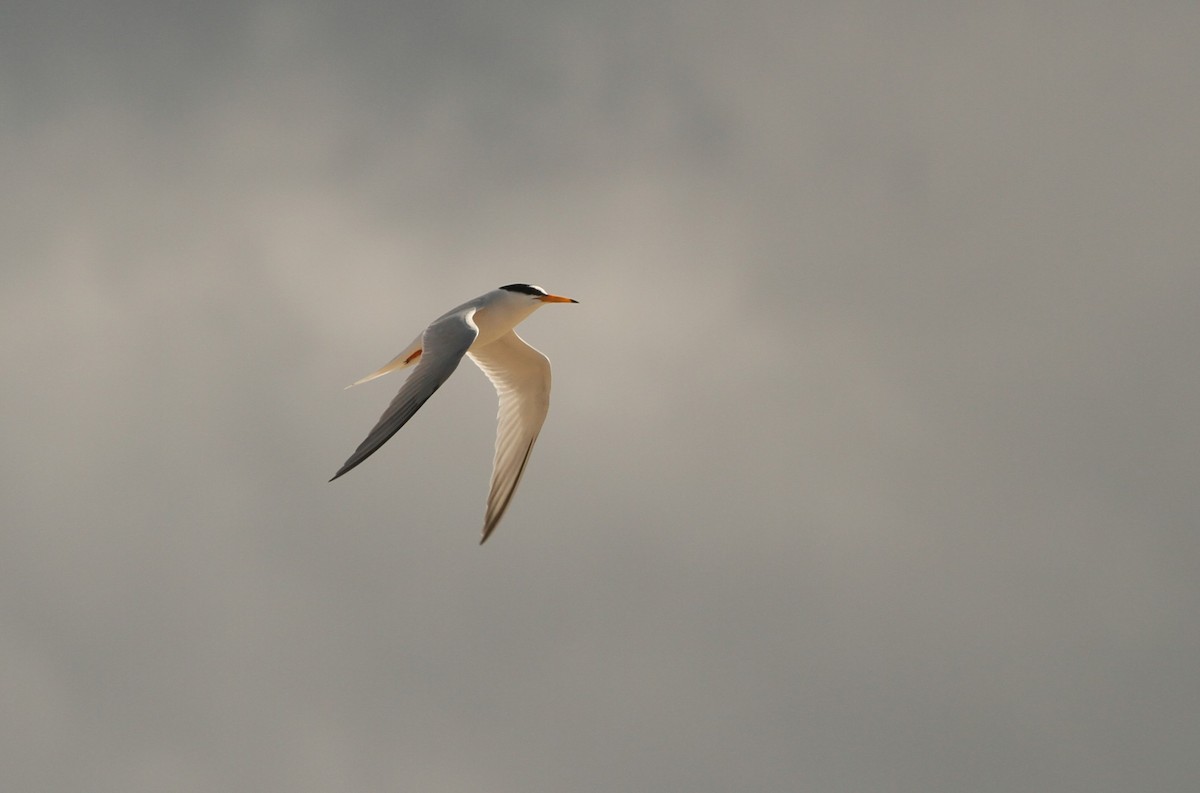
328;460;356;482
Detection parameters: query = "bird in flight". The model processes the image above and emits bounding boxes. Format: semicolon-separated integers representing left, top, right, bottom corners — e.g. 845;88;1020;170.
330;284;579;543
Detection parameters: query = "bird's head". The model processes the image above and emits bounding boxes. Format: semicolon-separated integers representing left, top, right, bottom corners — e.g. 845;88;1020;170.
499;283;579;305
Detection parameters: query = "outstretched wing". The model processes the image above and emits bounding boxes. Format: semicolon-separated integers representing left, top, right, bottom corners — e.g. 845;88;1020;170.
330;310;479;481
467;330;552;543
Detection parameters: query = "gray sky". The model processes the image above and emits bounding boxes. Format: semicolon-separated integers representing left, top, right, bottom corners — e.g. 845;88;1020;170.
3;2;1199;791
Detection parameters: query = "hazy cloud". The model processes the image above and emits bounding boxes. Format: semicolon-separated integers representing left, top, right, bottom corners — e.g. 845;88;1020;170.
3;2;1198;791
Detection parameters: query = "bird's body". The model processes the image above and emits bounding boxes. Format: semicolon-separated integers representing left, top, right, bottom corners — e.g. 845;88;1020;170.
330;284;578;543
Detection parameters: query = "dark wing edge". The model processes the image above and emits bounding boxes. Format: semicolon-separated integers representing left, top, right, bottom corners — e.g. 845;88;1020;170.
330;311;478;481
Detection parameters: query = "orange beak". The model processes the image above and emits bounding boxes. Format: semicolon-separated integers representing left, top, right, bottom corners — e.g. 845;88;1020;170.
538;294;579;303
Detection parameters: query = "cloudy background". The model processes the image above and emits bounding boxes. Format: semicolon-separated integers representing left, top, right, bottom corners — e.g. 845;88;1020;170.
3;2;1199;791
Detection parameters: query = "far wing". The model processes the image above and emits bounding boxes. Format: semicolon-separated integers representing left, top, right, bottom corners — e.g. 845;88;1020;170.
330;310;478;481
467;330;552;543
